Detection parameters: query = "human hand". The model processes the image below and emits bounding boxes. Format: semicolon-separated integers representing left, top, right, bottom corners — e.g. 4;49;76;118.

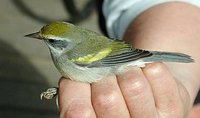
58;62;196;118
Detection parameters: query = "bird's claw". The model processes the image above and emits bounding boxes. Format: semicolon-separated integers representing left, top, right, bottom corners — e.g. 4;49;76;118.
40;87;58;100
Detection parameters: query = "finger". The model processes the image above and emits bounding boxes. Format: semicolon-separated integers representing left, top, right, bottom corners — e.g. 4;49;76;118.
117;67;157;118
91;75;130;118
142;63;183;117
58;77;96;118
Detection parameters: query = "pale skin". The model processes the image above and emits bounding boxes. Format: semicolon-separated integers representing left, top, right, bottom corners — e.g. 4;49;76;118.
58;2;200;118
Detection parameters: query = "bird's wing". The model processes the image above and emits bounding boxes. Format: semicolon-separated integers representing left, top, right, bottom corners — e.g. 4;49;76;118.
66;37;153;67
85;48;153;68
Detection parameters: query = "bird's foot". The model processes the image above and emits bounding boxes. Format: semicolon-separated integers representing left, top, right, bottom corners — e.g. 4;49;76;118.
40;87;58;100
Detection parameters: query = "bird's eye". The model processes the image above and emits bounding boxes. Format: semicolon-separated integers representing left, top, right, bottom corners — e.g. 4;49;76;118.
48;39;55;43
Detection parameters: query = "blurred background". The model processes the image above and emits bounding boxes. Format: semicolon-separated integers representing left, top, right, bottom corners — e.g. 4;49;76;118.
0;0;100;117
0;0;199;118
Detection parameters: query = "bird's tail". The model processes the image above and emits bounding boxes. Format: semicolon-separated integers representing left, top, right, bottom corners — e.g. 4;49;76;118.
143;51;194;63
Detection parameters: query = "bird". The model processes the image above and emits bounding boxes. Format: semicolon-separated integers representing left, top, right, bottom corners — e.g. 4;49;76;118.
25;21;194;100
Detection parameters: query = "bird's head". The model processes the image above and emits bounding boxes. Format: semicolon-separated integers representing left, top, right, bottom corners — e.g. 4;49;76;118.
25;22;82;55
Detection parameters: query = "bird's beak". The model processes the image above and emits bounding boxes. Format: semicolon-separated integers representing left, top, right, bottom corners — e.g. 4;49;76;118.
25;32;42;40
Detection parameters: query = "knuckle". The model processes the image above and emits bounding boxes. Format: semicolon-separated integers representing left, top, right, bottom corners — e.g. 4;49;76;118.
120;72;148;98
119;68;147;97
93;90;118;110
144;63;170;82
146;63;166;76
125;79;146;97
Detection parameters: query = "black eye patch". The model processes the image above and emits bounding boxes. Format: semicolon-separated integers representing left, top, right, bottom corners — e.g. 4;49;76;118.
48;39;68;49
48;39;55;43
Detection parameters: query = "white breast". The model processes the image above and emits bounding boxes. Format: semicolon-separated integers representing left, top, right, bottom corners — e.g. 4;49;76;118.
54;56;114;83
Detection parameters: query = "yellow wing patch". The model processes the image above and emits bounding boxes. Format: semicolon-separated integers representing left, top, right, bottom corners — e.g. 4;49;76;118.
71;47;112;64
